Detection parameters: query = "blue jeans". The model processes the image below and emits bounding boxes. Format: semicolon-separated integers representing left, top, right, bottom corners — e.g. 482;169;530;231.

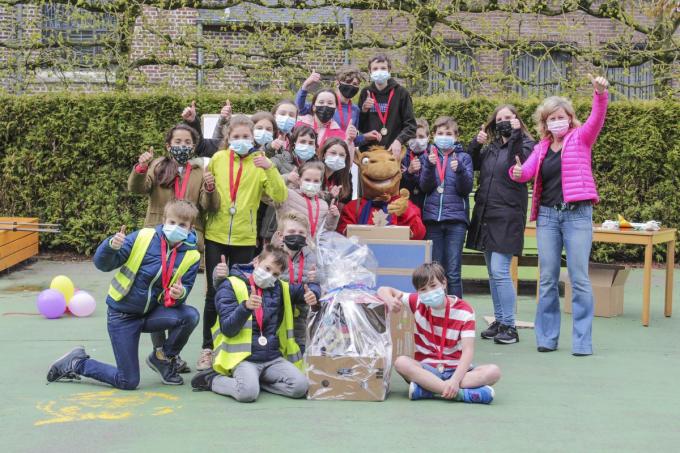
421;363;475;380
426;221;467;297
535;204;594;354
484;251;516;326
77;305;200;390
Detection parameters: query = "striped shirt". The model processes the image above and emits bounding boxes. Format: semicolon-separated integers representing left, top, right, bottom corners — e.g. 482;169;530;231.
401;292;476;370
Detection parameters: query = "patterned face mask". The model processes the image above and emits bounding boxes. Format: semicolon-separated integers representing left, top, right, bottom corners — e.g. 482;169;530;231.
169;145;193;165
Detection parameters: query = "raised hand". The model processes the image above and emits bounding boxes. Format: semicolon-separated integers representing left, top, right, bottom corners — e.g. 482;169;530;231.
428;151;437;165
253;153;272;169
182;100;197;122
203;171;215;191
450;154;459;172
138;146;154;167
270;138;285;152
303;284;318;306
512;155;523;180
302;70;321;90
387;188;410;217
308;264;317;283
362;96;375;113
169;275;184;300
111;225;126;250
246;292;262;311
510;118;521;130
408;156;421;174
214;254;228;280
329;185;341;198
329;199;340;217
476;125;488;144
220;100;232;121
346;124;358;141
287;169;300;187
588;73;609;94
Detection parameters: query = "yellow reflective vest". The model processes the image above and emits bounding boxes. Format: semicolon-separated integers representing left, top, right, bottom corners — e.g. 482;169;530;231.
211;276;303;375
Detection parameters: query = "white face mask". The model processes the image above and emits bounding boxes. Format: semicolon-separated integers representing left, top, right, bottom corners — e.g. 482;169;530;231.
370;70;390;84
547;119;570;138
300;181;321;197
253;267;276;289
324;155;346;172
408;138;429;154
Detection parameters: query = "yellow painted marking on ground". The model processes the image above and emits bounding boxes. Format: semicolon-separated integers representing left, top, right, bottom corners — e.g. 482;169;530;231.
35;390;180;426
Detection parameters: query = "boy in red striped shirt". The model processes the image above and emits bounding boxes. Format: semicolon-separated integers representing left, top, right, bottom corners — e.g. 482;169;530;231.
378;262;501;403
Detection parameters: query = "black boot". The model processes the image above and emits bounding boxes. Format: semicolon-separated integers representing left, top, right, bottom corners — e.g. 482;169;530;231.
47;346;89;383
480;321;501;339
494;324;520;344
191;369;219;391
146;351;183;385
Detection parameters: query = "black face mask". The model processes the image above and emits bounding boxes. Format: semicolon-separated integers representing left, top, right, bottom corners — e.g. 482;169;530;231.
315;106;336;124
283;234;307;251
496;121;513;138
338;83;360;99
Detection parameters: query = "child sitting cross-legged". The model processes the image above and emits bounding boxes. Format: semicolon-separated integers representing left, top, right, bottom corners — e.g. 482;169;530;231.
191;245;321;402
378;262;501;403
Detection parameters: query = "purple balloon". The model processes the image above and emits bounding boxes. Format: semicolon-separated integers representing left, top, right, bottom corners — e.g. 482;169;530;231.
37;289;66;319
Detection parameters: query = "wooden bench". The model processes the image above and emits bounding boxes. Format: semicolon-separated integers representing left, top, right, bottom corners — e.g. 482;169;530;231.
0;217;40;272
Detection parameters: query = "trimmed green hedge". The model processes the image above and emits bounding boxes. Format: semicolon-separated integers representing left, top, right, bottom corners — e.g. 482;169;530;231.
1;92;678;263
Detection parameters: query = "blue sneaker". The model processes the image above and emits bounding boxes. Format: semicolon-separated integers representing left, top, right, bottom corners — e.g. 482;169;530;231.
408;382;434;400
462;385;495;404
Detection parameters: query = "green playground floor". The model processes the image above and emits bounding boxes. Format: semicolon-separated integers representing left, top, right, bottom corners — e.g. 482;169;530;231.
1;258;679;452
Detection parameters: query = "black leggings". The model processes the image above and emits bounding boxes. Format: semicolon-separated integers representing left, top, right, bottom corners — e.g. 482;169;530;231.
202;239;256;349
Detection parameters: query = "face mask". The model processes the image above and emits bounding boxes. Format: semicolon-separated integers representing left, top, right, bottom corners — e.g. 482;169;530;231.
419;287;446;308
276;115;296;134
315;106;336;124
294;144;316;161
408;138;428;154
496;121;513;138
547;119;570;138
338;83;359;99
300;181;321;197
230;139;254;156
324;155;346;172
283;234;307;251
434;135;457;150
370;70;390;84
253;267;277;289
254;129;274;146
169;145;192;165
162;224;188;244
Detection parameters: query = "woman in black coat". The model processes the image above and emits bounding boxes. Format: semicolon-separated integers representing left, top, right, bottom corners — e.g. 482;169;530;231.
466;104;535;345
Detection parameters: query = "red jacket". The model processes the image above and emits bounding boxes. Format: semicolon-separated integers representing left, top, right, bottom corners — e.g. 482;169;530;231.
337;195;426;240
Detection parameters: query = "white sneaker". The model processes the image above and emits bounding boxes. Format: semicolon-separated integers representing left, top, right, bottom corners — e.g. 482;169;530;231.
195;348;213;371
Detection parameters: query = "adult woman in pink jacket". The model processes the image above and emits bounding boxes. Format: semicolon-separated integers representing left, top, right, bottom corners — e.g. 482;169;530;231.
510;75;609;356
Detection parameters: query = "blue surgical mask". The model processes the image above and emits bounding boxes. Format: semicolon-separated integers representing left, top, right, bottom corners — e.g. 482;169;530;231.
419;287;446;308
276;115;296;134
230;139;254;156
370;70;391;84
294;144;316;161
254;129;274;146
162;224;189;244
434;135;457;151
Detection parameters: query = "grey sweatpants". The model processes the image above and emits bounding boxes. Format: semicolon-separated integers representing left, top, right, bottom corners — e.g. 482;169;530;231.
211;357;308;402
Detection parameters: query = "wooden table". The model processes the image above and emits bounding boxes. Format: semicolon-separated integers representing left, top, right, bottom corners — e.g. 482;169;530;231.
522;224;676;326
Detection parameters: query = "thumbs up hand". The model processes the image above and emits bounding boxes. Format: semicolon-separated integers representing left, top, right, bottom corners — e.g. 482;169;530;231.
169;275;184;301
303;284;318;306
303;71;321;90
308;264;317;283
111;225;127;250
138;146;154;167
512;155;523;180
182;100;197;122
220;100;232;121
588;73;609;94
476;125;488;144
450;154;459;172
214;254;229;280
203;171;215;191
329;199;340;217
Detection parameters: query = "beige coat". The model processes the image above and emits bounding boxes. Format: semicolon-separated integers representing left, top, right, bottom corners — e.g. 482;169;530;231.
272;188;339;237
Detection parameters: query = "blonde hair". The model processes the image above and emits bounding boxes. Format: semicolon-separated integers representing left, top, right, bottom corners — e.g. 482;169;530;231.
433;116;459;135
277;210;310;234
533;96;581;140
163;200;199;224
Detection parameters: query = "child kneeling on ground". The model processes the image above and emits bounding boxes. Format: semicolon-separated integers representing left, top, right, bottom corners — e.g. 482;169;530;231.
191;245;320;402
46;200;202;389
378;262;501;403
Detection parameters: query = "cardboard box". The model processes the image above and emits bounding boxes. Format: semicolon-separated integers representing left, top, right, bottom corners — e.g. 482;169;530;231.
346;225;410;241
389;308;415;362
562;263;630;317
306;356;388;401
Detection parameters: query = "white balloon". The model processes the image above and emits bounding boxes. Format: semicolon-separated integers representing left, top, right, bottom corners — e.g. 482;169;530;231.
69;291;97;317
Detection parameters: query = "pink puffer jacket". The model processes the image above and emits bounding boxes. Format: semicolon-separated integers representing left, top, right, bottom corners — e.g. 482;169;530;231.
510;90;608;221
274;188;339;236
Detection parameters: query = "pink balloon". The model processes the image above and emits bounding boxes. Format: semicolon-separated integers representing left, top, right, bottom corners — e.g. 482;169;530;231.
69;291;97;317
37;289;66;319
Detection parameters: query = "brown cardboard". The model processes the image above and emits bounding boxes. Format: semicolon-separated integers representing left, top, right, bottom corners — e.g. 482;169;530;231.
389;308;415;362
561;264;631;317
306;356;388;401
346;225;410;241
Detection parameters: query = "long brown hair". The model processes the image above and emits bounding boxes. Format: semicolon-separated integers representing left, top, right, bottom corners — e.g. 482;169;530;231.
155;124;198;188
483;104;534;143
319;137;351;201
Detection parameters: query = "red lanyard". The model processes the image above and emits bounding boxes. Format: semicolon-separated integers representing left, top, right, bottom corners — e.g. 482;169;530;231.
229;151;244;206
313;117;328;149
173;163;192;200
248;274;264;333
369;89;395;130
336;95;352;131
425;297;452;361
288;253;304;284
432;146;450;186
160;236;180;307
305;195;321;237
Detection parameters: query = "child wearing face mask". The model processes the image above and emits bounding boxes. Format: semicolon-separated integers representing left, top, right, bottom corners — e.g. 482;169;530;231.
190;245;320;402
420;116;474;298
296;89;347;149
268;100;299;156
198;115;288;372
46;201;202;389
319;138;353;206
378;262;501;403
401;118;430;210
270;125;319;188
358;54;417;157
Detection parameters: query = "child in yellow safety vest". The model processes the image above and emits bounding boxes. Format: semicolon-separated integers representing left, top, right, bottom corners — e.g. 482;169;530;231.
191;245;320;402
46;200;202;389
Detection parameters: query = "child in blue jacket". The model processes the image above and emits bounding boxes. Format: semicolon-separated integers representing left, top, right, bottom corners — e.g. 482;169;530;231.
46;200;201;389
191;245;320;402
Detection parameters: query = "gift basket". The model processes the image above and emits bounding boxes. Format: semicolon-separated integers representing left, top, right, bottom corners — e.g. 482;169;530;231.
305;232;392;401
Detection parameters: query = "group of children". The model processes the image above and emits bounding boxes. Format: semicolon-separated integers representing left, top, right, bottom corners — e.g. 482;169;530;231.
46;53;509;405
